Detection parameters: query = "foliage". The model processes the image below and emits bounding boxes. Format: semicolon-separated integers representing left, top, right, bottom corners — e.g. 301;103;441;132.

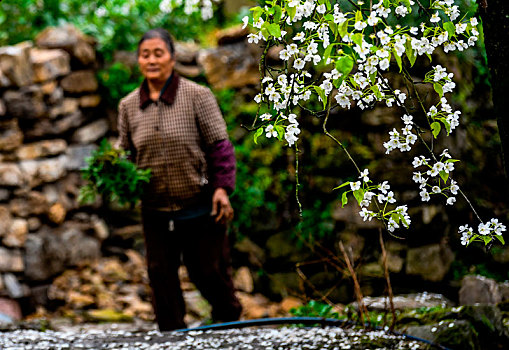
79;139;151;206
290;300;340;318
97;63;143;108
242;0;505;247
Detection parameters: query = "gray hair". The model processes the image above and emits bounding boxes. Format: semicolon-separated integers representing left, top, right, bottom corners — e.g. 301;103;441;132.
137;28;175;58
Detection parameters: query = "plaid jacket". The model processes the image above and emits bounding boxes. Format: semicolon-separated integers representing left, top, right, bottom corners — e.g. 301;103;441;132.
117;73;234;211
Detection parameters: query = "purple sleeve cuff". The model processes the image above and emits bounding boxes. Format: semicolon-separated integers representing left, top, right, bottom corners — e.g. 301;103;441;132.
207;139;236;194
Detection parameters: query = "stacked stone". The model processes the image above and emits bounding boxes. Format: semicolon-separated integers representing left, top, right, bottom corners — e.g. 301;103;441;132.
0;25;110;314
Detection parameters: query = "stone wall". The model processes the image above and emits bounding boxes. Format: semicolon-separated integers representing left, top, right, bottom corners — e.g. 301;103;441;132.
0;25;108;306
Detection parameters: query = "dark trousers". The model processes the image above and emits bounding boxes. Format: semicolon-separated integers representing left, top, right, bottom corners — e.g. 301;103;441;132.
141;208;242;331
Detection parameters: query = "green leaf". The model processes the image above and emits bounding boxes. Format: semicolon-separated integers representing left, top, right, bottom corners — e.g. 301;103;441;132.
443;21;456;39
273;5;282;22
267;22;282;38
336;56;354;76
288;6;297;20
353;189;365;205
338;21;348;37
425;53;432;63
439;170;449;183
433;83;443;98
371;85;382;99
254;127;263;144
482;235;492;245
446;159;460;163
352;33;363;47
405;40;416;67
313;86;327;109
251;7;263;22
260;26;270;40
393;49;403;72
334;181;351;190
275;125;285;140
341;191;348;207
323;44;334;64
355;10;362;23
431;121;441;138
495;235;505;245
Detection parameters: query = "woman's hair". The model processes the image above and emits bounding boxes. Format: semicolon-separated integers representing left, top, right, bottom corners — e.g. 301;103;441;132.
137;28;175;58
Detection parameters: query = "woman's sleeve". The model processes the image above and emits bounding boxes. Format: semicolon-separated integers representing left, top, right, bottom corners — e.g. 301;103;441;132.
116;100;136;160
207;139;236;194
195;87;236;193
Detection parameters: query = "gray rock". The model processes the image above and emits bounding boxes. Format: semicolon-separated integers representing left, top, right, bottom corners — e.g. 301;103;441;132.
459;275;502;305
458;304;509;347
18;155;67;187
406;244;454;282
61;227;101;266
0;248;24;272
0;98;5;116
15;139;67;160
35;24;96;65
0;119;23;152
0;189;9;202
499;281;509;302
64;144;97;170
356;292;453;311
60;70;98;93
197;41;261;90
24;231;66;281
30;48;70;83
3;87;46;119
0;164;24;187
0;42;34;87
404;320;479;350
72;119;109;144
3;273;24;299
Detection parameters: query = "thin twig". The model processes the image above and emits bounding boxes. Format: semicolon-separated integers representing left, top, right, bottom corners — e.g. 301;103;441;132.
339;241;368;326
295;142;303;216
379;229;396;331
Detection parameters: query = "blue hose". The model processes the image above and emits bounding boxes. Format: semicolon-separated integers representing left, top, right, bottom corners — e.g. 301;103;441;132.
176;316;451;350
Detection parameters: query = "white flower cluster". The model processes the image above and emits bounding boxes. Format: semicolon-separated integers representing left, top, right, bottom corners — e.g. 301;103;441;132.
412;149;458;205
383;113;417;154
159;0;216;20
351;170;411;232
459;219;506;246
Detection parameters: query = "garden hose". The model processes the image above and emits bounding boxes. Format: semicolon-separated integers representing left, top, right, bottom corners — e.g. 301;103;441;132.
176;317;451;350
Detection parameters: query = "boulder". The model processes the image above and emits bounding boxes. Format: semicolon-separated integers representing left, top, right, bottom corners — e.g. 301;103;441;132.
215;25;250;46
64;144;97;171
197;41;261;90
233;266;254;293
0;98;5;116
30;48;70;83
15;139;67;160
0;297;22;322
18;156;67;187
174;42;201;64
72;118;109;144
0;119;23;152
91;216;109;241
458;304;509;348
234;236;266;266
79;95;101;108
35;24;96;66
3;86;46;119
0;248;24;272
47;202;66;224
9;191;49;217
406;244;454;282
3;273;24;299
2;218;28;248
459;275;502;305
60;70;98;93
356;292;453;311
0;189;9;201
0;164;24;187
61;227;101;266
40;80;58;95
0;206;12;237
48;98;79;118
404;320;479;350
0;42;33;87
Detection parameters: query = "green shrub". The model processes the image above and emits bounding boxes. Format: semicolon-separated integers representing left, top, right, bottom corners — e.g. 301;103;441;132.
79;139;151;206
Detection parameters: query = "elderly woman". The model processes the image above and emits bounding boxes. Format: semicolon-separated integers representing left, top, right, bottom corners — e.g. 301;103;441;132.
117;28;241;331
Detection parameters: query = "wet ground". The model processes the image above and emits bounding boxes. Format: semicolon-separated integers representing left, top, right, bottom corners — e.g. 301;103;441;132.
0;323;433;349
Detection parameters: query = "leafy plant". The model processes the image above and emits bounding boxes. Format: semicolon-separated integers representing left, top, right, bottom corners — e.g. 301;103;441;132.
290;300;340;319
79;139;151;206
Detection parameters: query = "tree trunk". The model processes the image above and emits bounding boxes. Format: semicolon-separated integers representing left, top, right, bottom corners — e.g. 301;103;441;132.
479;0;509;179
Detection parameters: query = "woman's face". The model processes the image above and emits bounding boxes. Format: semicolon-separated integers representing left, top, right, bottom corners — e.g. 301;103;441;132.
138;37;174;82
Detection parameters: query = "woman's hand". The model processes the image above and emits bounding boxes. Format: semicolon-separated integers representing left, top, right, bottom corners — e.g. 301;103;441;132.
211;188;234;224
